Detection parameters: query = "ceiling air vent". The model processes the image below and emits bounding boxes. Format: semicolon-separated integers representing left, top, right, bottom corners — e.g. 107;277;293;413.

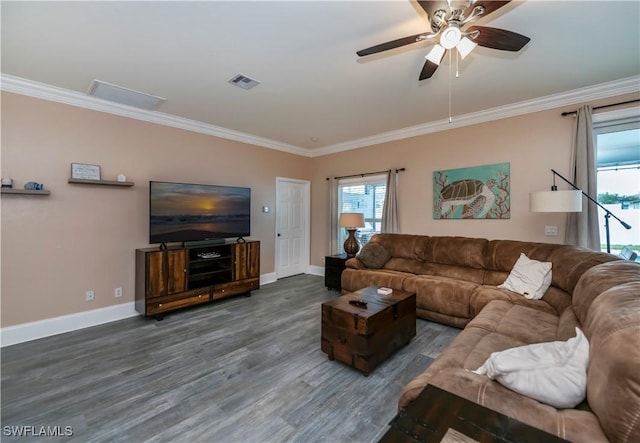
87;80;166;110
228;74;260;90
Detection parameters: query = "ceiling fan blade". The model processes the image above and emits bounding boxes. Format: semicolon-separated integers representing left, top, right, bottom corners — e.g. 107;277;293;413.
466;26;530;51
357;33;430;56
419;59;439;80
463;1;511;20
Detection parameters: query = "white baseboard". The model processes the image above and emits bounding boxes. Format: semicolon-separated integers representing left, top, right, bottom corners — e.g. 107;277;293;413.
2;272;280;348
307;265;325;276
260;272;277;285
1;302;138;348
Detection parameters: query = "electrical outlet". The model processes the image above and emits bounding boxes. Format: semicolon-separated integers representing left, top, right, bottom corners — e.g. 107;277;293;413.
321;257;325;264
545;226;558;236
115;287;123;298
86;290;95;302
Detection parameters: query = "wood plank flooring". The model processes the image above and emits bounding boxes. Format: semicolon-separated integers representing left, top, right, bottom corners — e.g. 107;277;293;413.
1;275;459;443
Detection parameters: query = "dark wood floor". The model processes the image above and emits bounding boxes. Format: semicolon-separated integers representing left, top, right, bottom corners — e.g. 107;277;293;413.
1;275;459;443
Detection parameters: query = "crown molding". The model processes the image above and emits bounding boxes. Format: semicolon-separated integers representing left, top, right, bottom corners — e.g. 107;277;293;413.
2;73;638;159
309;75;640;157
0;74;312;158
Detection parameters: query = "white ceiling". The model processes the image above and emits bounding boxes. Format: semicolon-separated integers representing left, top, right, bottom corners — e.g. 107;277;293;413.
2;1;639;154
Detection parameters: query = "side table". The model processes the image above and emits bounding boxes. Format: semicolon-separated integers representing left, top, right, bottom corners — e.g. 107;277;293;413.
324;253;348;290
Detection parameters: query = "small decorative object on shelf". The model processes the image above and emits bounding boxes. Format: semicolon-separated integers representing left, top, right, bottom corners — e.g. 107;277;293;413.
0;178;50;195
117;174;127;182
71;163;101;180
24;181;44;190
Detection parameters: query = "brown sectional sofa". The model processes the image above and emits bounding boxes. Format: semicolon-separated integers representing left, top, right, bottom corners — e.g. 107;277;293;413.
341;234;640;442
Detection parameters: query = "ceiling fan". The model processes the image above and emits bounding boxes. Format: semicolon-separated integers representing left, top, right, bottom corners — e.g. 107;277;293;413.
357;0;530;80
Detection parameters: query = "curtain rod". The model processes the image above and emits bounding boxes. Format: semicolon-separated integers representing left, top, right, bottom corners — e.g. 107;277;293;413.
561;99;640;116
326;168;405;181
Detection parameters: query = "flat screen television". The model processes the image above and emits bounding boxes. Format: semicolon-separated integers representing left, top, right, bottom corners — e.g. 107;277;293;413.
149;181;251;244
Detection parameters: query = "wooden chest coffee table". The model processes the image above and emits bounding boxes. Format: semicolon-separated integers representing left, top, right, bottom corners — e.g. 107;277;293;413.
321;286;416;376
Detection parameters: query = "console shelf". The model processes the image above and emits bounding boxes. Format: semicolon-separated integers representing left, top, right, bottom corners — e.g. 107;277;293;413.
135;241;260;320
1;188;51;195
68;178;134;187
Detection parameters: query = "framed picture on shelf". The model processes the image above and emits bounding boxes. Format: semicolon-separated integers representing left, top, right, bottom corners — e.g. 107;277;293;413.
71;163;101;180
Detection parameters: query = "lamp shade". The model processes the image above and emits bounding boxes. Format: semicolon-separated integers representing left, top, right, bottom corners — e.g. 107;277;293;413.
530;190;582;212
457;37;477;59
338;212;365;228
426;44;446;65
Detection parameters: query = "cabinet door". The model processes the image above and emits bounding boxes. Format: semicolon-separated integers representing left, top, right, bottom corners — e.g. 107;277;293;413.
167;249;187;294
233;242;260;280
146;249;186;297
146;251;166;297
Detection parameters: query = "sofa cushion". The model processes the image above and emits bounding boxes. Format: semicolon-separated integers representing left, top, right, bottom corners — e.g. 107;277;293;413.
340;268;411;293
382;257;425;275
404;275;479;319
556;306;581;341
415;309;472;329
423;236;487;269
474;327;589;408
498;253;552;300
420;262;485;284
469;286;557;318
484;240;561;274
356;242;391;269
466;300;558;345
368;233;429;261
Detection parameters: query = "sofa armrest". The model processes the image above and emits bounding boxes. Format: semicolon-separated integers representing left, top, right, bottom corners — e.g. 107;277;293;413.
345;257;366;270
426;369;608;442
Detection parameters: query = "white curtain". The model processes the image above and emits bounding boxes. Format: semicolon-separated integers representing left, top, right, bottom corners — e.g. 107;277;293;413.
566;105;601;250
381;169;399;233
328;178;339;255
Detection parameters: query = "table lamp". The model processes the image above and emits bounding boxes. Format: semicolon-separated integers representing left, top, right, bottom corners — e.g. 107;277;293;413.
339;213;365;257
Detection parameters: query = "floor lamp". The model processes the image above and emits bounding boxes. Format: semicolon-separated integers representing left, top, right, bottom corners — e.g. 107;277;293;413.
339;213;365;257
530;169;632;253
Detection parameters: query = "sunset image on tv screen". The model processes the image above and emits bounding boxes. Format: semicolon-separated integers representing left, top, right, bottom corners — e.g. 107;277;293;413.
150;182;250;243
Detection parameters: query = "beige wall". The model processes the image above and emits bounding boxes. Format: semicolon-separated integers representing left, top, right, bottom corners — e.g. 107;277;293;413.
1;92;311;326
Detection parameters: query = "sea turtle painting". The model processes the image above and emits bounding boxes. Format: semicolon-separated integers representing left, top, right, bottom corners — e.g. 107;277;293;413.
435;179;497;218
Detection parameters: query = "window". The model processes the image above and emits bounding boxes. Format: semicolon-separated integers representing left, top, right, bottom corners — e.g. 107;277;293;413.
337;174;386;254
593;109;640;255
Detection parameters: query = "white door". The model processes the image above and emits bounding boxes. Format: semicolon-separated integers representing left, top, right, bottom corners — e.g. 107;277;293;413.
276;178;310;279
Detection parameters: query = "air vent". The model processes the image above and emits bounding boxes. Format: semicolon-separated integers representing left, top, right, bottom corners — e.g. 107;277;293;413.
228;74;260;90
87;80;166;110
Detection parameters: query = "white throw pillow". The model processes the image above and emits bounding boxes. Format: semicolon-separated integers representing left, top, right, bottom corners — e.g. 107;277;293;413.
498;253;552;300
473;327;589;409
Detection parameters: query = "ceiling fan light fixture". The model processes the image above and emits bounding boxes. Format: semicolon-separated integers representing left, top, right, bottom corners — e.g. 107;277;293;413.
457;37;477;59
440;26;461;50
426;44;446;66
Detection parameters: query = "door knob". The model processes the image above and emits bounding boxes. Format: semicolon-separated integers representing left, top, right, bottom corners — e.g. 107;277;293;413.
277;233;281;237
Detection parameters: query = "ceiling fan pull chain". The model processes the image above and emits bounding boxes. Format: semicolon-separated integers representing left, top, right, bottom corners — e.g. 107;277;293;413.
448;50;452;123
